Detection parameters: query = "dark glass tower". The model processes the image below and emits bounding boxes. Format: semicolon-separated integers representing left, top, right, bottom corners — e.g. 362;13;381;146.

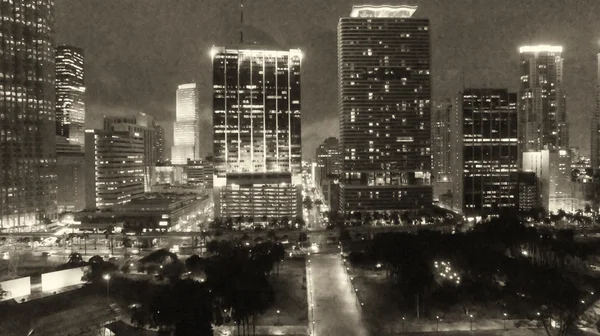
1;0;57;229
338;5;432;214
55;45;85;151
212;46;302;222
462;89;519;215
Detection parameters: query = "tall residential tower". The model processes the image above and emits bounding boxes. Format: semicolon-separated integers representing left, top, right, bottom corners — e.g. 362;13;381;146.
518;45;567;153
337;5;432;214
1;0;57;228
212;46;302;221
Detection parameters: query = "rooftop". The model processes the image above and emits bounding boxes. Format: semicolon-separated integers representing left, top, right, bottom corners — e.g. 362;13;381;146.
349;5;418;18
519;45;563;53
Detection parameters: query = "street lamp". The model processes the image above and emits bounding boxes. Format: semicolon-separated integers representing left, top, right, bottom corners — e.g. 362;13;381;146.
436;316;440;332
402;317;406;332
469;314;473;331
276;310;281;325
103;274;111;304
503;313;508;330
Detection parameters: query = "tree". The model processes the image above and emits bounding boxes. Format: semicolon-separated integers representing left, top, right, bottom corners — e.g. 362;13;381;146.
298;232;308;248
0;285;8;298
303;196;313;210
67;252;84;265
294;216;306;229
185;255;207;276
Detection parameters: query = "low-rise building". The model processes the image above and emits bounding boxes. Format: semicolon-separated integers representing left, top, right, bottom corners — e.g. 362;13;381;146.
75;193;211;233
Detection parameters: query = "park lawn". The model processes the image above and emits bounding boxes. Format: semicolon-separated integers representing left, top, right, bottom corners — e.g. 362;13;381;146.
254;257;308;326
348;265;411;334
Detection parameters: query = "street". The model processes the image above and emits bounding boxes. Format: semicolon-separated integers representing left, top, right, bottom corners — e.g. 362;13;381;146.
308;252;369;336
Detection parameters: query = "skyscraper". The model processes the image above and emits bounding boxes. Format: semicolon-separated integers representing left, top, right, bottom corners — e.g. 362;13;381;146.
432;99;456;204
85;129;145;209
518;45;567;154
172;83;199;165
462;89;519;216
104;113;159;166
55;45;85;151
315;137;341;213
155;124;165;163
212;46;302;221
337;5;432;214
1;0;57;228
592;54;600;169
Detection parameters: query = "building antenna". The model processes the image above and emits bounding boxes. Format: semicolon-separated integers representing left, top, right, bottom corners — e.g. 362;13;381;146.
240;0;244;44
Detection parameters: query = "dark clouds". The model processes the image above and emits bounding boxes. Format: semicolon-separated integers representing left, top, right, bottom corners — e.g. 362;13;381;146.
55;0;600;158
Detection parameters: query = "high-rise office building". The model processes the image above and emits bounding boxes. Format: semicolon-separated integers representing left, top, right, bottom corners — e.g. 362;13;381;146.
172;83;199;165
462;89;519;216
338;5;432;214
212;46;302;221
56;152;86;213
155;124;165;163
55;45;85;150
1;0;57;228
84;129;145;209
592;54;600;169
432;99;461;206
315;137;341;185
518;45;567;154
55;46;86;213
315;137;341;212
104;113;159;166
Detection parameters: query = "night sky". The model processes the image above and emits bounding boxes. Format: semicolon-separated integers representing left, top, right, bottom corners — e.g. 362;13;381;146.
55;0;600;159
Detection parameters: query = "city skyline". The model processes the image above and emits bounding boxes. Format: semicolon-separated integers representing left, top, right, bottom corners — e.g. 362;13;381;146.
54;0;600;158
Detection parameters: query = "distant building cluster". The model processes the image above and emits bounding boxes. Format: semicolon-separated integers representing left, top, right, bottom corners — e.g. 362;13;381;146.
4;1;600;232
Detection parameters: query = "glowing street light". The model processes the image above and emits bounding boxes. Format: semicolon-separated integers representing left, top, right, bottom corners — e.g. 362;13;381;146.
469;314;474;331
503;313;508;330
276;310;281;325
103;274;111;304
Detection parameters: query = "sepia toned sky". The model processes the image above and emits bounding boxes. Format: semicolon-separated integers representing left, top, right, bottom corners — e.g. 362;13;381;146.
55;0;600;159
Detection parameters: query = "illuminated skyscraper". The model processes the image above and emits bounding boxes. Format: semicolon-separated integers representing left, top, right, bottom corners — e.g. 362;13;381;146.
55;45;85;151
1;0;57;228
171;83;199;164
212;46;302;221
338;5;432;214
518;45;567;154
592;53;600;169
462;89;519;215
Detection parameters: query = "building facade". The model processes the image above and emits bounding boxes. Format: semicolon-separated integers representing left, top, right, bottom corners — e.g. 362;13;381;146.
592;54;600;169
172;83;199;165
518;45;567;155
75;194;211;233
55;45;85;151
56;152;86;213
212;46;302;221
338;5;432;214
315;137;341;212
84;129;145;210
517;171;537;213
1;0;57;229
462;89;519;216
104;113;159;166
155;124;165;163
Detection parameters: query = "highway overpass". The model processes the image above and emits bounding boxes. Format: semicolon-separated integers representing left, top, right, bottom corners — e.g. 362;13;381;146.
0;224;454;241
